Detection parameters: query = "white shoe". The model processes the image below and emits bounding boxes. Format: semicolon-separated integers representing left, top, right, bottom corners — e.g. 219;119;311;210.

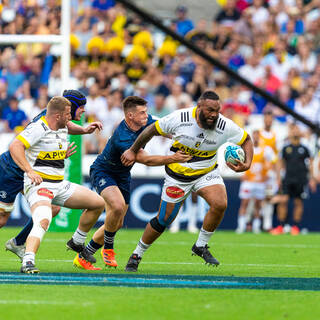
169;226;180;233
235;228;245;234
5;238;25;261
252;228;261;234
187;226;199;234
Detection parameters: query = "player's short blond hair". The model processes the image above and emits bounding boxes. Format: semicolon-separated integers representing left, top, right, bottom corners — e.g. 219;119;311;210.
47;96;71;115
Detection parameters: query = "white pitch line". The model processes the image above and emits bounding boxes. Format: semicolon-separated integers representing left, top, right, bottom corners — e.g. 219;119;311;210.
0;300;93;306
43;238;320;249
0;258;316;269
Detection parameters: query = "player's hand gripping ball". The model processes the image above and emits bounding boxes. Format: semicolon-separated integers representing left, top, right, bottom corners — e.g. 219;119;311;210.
224;144;245;165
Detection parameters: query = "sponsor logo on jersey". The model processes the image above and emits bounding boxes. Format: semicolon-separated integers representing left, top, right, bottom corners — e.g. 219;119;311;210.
0;191;7;199
37;188;54;199
41;122;48;131
197;133;204;138
98;178;106;187
181;112;190;123
204;139;217;144
166;186;185;199
177;123;193;127
172;141;216;157
37;150;67;160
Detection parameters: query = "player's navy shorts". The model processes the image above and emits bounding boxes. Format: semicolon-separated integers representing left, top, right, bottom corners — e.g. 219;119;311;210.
90;167;131;204
0;164;23;204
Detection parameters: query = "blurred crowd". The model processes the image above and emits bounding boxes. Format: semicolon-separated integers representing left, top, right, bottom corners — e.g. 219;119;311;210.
0;0;319;155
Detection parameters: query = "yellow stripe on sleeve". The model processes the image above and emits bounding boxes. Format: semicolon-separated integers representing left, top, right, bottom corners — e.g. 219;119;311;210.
17;135;30;149
237;130;248;146
154;120;166;136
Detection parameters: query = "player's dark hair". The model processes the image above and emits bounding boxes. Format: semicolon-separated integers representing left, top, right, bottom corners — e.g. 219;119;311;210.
199;91;220;102
122;96;147;112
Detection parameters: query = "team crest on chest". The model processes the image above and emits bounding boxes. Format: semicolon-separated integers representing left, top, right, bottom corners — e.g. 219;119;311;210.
195;141;201;148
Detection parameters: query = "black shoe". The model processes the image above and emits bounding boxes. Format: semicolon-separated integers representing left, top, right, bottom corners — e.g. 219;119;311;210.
66;238;85;253
125;254;141;272
79;248;96;264
191;244;220;266
20;261;40;274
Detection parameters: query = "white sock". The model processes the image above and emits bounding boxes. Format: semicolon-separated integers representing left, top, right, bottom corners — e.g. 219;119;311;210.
188;203;198;230
195;227;214;247
72;228;87;245
237;215;247;232
252;218;261;233
133;238;150;258
262;203;274;230
22;252;35;266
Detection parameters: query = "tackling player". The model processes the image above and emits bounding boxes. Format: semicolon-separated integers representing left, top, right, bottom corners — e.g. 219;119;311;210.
68;96;192;270
121;91;253;271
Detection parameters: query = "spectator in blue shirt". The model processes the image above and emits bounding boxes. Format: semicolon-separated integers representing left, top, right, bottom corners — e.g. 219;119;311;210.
1;97;28;132
174;5;194;36
4;58;25;97
92;0;115;11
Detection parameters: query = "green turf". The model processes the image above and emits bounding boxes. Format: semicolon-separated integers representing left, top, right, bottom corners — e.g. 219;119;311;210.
1;228;319;319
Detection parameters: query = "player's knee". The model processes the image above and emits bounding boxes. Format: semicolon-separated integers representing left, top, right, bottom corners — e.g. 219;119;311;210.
95;196;105;212
150;217;166;233
30;206;52;240
211;199;227;214
51;205;61;218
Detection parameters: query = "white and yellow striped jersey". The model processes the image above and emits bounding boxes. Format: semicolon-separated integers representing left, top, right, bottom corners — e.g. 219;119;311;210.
17;116;68;182
155;106;247;182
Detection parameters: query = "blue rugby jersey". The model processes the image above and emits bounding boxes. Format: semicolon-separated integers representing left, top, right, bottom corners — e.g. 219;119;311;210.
91;114;155;174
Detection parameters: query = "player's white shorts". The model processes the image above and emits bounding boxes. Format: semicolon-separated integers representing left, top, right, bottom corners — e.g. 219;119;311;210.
265;171;278;197
239;181;266;200
24;178;76;208
161;168;225;203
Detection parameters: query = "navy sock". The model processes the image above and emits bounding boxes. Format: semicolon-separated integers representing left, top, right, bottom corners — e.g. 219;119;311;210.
86;239;102;255
15;218;33;246
104;230;116;250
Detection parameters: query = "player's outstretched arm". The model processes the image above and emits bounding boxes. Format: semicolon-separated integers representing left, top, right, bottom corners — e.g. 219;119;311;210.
227;135;253;172
121;123;160;166
9;139;42;185
136;150;192;166
67;121;102;135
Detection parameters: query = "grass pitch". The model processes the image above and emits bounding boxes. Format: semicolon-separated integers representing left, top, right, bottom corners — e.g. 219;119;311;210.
0;228;319;320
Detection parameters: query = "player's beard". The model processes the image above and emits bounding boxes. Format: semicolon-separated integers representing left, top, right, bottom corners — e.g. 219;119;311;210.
199;110;218;130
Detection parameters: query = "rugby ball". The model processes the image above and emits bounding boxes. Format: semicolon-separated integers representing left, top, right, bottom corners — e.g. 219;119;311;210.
224;145;245;165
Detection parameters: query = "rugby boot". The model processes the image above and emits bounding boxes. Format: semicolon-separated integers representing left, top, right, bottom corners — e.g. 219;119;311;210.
20;261;39;274
73;253;101;271
290;225;300;236
66;238;96;263
101;248;118;268
270;225;284;235
5;238;25;261
125;254;142;272
191;244;220;267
